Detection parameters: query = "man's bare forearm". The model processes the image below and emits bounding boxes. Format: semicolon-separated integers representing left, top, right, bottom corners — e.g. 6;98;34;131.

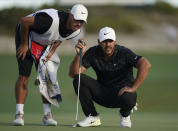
45;41;61;61
132;57;151;90
20;17;34;45
69;40;87;78
69;54;81;78
49;42;61;55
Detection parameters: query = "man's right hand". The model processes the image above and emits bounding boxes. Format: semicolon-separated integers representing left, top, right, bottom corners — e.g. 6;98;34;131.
17;42;28;60
75;39;87;55
17;16;34;60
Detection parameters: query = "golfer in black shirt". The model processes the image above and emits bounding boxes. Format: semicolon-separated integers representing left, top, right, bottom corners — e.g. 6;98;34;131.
69;27;151;128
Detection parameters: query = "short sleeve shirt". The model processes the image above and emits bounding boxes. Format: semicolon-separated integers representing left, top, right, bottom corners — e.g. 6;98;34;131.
82;44;142;88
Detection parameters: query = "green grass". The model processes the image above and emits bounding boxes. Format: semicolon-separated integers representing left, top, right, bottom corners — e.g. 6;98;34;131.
0;112;178;131
0;52;178;130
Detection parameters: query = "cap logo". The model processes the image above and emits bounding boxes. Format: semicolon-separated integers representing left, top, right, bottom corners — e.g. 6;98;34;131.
81;12;86;14
104;32;110;35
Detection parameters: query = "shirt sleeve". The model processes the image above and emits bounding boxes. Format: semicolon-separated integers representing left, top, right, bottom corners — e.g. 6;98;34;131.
32;12;53;34
82;49;92;69
124;47;142;67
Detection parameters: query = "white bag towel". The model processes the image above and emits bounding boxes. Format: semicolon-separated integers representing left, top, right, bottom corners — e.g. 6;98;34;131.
36;46;62;108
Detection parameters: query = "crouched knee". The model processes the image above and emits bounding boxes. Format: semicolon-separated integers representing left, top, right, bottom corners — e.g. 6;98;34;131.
120;92;137;108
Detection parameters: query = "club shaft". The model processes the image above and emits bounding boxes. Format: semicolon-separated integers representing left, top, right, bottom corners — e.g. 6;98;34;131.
75;48;82;120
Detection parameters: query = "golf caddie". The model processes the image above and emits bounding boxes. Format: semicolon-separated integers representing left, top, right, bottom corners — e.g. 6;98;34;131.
69;27;151;128
13;4;88;126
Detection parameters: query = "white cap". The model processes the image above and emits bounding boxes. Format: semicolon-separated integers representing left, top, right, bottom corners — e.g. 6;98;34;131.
99;27;116;42
70;4;88;23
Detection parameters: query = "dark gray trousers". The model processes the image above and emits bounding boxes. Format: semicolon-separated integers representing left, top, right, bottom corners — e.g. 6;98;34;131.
73;74;137;117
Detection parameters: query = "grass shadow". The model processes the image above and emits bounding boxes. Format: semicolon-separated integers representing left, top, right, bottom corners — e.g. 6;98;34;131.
0;122;12;126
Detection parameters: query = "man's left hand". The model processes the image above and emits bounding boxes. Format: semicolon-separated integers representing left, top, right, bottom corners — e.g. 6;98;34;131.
118;86;137;96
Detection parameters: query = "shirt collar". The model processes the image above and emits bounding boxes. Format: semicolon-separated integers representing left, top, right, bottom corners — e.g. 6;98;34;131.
98;44;118;61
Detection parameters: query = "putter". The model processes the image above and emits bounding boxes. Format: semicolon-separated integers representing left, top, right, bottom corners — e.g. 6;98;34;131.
75;40;84;121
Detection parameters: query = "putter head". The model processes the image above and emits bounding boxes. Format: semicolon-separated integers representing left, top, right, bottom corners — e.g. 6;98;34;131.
34;78;40;86
72;123;78;128
72;123;82;127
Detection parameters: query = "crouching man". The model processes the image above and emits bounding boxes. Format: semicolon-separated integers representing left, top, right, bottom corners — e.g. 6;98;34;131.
69;27;151;128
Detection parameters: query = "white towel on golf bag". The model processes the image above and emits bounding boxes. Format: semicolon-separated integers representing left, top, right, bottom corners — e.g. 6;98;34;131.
36;46;62;108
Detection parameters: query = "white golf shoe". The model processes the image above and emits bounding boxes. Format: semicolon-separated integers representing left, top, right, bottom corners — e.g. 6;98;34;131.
13;113;24;126
120;115;131;128
42;112;57;126
73;115;101;127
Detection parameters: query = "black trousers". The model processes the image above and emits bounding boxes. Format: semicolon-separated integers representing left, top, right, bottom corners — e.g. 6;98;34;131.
73;74;137;117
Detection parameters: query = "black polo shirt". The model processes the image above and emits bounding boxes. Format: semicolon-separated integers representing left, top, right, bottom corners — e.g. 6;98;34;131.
82;44;142;89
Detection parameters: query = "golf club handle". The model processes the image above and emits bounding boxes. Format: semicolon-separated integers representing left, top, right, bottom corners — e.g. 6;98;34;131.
79;48;82;67
80;39;84;45
79;39;84;67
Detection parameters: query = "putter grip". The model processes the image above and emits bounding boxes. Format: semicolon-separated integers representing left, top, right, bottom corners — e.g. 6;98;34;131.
79;40;84;67
80;39;84;45
79;39;84;54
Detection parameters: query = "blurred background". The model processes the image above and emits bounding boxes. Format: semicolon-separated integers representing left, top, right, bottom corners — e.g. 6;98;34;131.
0;0;178;131
0;0;178;53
